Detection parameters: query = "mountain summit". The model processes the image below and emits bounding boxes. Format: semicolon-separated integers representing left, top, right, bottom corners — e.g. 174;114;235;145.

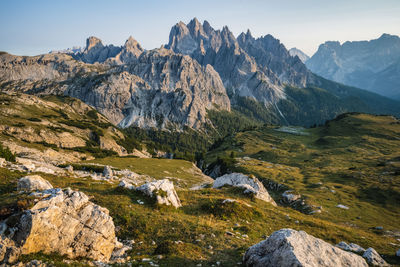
288;48;310;63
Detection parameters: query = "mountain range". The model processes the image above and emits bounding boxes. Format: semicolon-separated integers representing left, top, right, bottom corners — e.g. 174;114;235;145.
306;33;400;100
0;18;399;131
1;17;400;267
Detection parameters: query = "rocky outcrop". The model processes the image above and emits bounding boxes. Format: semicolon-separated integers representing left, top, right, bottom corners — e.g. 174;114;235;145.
243;229;368;267
110;36;144;64
73;36;121;64
118;179;135;190
17;175;53;192
167;18;286;105
135;179;182;208
0;188;116;263
73;36;143;65
99;136;127;156
118;48;231;128
0;52;88;83
362;248;389;266
281;190;301;203
65;48;231;129
103;165;114;179
237;30;314;87
213;173;276;206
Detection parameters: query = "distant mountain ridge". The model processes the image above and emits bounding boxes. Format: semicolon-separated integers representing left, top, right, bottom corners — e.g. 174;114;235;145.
0;18;399;131
306;33;400;99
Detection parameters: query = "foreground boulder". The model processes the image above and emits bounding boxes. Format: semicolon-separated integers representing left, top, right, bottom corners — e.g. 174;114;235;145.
0;188;116;263
282;190;301;203
213;173;276;206
17;175;53;192
362;248;389;266
136;179;182;208
336;241;365;254
243;229;368;267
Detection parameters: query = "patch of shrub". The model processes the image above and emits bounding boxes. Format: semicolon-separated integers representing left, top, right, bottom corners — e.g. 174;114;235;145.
47;126;74;133
0;143;15;162
34;141;58;149
58;163;105;173
27;117;41;122
12;122;25;127
154;240;180;255
86;109;98;120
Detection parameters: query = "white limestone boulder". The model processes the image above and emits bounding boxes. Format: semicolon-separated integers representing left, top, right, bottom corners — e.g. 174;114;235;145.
282;190;301;203
103;165;113;178
17;175;53;192
16;158;36;172
213;173;276;206
135;179;182;208
362;248;389;266
243;229;368;267
0;188;116;263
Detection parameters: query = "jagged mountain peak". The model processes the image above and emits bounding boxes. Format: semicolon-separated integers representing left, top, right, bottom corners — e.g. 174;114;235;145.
202;19;214;34
125;36;138;45
124;36;143;52
187;17;202;30
237;29;255;44
86;36;103;51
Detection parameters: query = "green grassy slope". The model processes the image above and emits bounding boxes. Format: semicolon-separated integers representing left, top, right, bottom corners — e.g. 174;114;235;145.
206;112;400;265
0;94;399;265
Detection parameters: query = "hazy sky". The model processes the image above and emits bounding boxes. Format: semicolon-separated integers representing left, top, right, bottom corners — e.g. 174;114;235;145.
1;0;399;56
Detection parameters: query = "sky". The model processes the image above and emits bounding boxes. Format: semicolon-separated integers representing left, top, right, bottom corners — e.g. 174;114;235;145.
1;0;399;56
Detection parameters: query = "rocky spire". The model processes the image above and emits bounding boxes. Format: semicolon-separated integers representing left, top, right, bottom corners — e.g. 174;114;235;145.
85;36;103;51
118;36;143;61
187;17;204;37
124;36;143;53
237;29;254;45
246;29;253;39
203;20;214;34
220;26;237;47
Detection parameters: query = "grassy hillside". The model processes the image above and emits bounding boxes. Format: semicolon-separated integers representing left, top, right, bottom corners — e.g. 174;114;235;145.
206;113;400;264
1;151;399;266
0;93;399;266
0;93;138;161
